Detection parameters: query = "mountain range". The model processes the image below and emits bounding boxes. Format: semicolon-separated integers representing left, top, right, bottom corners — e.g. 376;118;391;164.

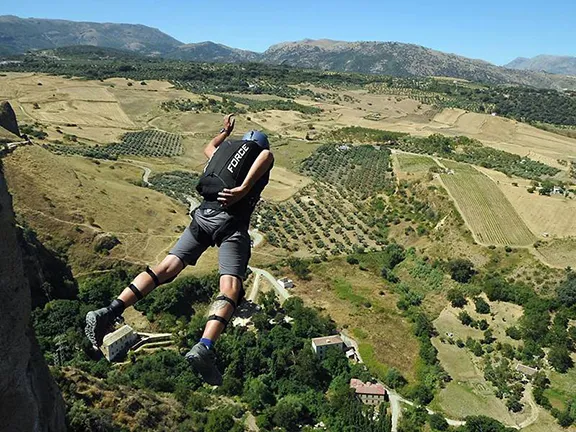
1;15;575;90
505;55;576;76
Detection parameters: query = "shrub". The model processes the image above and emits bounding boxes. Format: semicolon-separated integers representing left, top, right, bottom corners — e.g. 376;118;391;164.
458;311;473;326
447;289;467;308
447;259;475;283
474;297;491;314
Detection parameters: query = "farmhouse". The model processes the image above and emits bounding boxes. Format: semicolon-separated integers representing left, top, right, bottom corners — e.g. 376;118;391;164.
311;335;345;359
101;325;138;362
515;364;538;377
277;277;294;289
349;379;387;405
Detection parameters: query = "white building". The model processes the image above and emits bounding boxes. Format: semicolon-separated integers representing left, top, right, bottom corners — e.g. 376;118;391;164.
101;325;138;362
277;277;294;289
349;379;387;405
311;335;345;359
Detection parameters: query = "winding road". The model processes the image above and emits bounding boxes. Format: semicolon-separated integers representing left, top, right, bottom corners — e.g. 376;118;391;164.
247;266;292;303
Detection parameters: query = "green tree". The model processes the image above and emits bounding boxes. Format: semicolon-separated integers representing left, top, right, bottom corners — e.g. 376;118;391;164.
243;377;275;411
458;311;473;326
548;345;574;373
322;348;350;377
381;243;406;270
447;289;467;308
429;413;449;431
205;409;235;432
447;259;475;283
474;297;491;314
556;271;576;307
384;368;407;389
271;395;305;431
505;326;522;340
460;415;515;431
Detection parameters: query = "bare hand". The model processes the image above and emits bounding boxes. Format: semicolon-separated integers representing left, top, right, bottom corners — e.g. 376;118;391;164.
224;114;235;135
218;186;246;207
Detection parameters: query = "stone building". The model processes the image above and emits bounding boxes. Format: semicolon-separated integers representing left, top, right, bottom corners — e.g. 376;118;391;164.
101;325;138;361
349;379;387;405
311;335;345;360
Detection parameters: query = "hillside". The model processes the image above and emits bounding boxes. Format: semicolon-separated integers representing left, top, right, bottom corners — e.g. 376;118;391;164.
0;15;182;55
505;55;576;76
261;39;576;90
165;41;260;62
2;15;576;90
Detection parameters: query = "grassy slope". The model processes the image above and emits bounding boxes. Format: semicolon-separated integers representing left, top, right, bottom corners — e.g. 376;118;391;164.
290;257;420;381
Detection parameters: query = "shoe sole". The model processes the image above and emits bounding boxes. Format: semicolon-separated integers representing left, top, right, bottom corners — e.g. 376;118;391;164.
85;311;99;349
186;354;222;386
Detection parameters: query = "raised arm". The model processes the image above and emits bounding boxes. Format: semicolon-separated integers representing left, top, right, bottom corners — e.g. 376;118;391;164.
217;150;274;207
204;114;235;159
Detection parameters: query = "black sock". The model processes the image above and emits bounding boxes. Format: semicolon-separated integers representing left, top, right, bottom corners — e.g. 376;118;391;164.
108;299;125;317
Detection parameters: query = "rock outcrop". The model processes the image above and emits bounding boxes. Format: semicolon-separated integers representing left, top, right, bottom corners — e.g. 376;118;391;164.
0;101;20;137
0;160;66;431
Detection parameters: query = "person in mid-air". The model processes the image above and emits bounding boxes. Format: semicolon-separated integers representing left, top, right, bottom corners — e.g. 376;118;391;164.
85;114;274;385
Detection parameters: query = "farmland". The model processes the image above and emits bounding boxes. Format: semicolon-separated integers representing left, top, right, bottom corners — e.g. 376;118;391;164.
256;181;384;255
440;160;536;246
300;144;395;198
44;130;183;159
395;153;439;173
111;130;183;157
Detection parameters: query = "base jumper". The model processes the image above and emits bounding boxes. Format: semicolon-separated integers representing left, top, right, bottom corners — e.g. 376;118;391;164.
85;114;274;385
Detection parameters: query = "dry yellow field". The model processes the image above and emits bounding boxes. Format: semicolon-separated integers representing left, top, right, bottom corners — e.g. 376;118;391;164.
3;146;189;270
478;167;576;239
534;238;576;269
0;125;20;142
434;297;523;347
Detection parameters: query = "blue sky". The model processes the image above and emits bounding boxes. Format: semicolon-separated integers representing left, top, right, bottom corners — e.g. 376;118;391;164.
3;0;575;65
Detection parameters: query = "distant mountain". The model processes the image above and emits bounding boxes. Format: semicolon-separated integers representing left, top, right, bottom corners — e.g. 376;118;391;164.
261;39;576;90
505;55;576;76
1;16;576;90
166;42;260;63
0;15;182;55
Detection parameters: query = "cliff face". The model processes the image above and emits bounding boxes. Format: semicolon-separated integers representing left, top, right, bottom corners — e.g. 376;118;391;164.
0;101;20;137
0;160;66;432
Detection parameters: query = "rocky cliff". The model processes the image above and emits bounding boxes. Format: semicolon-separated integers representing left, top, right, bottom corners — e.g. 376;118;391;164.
0;159;66;432
0;101;20;137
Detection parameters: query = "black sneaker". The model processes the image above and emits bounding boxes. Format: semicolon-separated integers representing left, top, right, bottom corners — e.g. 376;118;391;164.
85;307;116;349
185;342;223;386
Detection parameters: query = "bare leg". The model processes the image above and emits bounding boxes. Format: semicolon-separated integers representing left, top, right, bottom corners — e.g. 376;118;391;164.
201;275;243;341
85;254;186;349
118;254;185;307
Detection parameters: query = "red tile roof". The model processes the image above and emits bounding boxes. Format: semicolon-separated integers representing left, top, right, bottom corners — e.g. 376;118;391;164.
350;379;386;396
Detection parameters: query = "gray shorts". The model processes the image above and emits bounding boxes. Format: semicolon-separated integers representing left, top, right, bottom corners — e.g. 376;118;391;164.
169;208;251;278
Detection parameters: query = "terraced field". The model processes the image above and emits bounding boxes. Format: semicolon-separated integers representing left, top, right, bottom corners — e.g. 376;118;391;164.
396;153;439;173
440;160;535;246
